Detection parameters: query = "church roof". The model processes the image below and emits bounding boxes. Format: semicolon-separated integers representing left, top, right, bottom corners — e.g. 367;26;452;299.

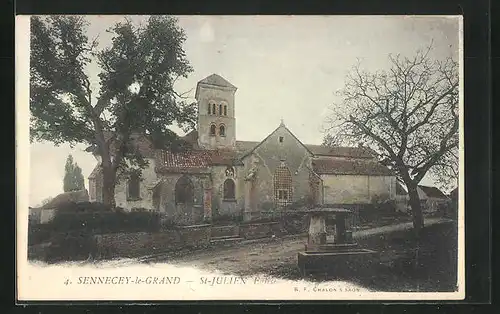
88;164;101;179
197;74;237;89
235;140;260;153
312;158;394;176
240;123;314;159
162;150;212;169
195;74;237;100
180;129;378;160
157;149;244;173
85;132;156;158
305;144;375;159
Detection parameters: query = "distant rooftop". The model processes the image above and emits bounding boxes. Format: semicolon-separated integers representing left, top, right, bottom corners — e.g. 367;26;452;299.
418;185;448;199
40;189;89;209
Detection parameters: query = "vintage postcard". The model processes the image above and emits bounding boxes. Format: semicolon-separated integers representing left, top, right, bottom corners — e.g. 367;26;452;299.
16;15;464;301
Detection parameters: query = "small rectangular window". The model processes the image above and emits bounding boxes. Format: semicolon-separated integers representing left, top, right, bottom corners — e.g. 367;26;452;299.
219;104;222;115
279;136;284;143
224;105;227;116
277;189;289;200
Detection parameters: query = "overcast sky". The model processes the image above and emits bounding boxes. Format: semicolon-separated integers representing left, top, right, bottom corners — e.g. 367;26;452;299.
25;15;460;206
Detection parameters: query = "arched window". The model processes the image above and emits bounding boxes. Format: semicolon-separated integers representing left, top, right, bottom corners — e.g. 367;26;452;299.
224;105;227;116
207;103;211;115
273;164;293;206
219;125;226;137
210;124;216;136
225;166;234;177
219;104;222;115
212;103;216;115
128;173;140;200
175;175;194;204
223;179;235;200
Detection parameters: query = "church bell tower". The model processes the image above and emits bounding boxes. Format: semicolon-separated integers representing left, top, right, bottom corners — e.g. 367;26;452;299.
195;74;237;150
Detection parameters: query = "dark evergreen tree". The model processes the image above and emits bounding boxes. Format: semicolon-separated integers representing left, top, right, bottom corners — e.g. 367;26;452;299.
63;155;85;192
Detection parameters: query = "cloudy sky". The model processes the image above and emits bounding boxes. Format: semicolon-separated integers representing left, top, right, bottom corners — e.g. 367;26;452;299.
23;15;460;206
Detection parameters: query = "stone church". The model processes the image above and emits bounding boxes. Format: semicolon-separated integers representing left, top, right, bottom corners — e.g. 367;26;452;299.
88;74;397;224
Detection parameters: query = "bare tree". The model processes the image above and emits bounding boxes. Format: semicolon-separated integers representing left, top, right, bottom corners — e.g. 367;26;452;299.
324;45;459;235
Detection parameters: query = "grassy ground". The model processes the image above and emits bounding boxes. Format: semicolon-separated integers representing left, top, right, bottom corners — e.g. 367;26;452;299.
261;221;458;292
141;218;456;292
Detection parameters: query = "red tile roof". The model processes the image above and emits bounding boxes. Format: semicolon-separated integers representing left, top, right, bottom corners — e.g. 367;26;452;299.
157;149;243;173
209;150;244;166
312;158;394;176
163;150;211;168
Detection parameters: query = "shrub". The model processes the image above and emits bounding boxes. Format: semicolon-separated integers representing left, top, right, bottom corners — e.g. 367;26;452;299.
28;221;53;246
47;208;162;235
283;197;314;211
56;201;114;213
280;212;309;234
160;215;180;230
371;194;396;214
45;231;98;262
260;202;275;211
131;207;149;212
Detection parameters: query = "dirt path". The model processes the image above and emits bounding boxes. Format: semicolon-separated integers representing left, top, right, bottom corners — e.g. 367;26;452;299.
142;217;449;276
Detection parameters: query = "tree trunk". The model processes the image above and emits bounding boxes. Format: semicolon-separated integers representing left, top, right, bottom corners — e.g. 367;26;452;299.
101;165;116;208
407;183;424;237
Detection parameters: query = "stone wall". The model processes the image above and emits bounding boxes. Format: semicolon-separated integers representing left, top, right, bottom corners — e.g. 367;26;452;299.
321;174;396;205
94;225;211;258
40;208;56;224
114;158;158;210
210;165;244;217
241;124;314;209
239;222;283;240
211;225;240;238
156;173;209;224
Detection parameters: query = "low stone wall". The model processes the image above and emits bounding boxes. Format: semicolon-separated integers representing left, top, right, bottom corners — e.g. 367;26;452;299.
239;222;282;240
177;224;212;248
94;224;211;259
211;225;240;238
